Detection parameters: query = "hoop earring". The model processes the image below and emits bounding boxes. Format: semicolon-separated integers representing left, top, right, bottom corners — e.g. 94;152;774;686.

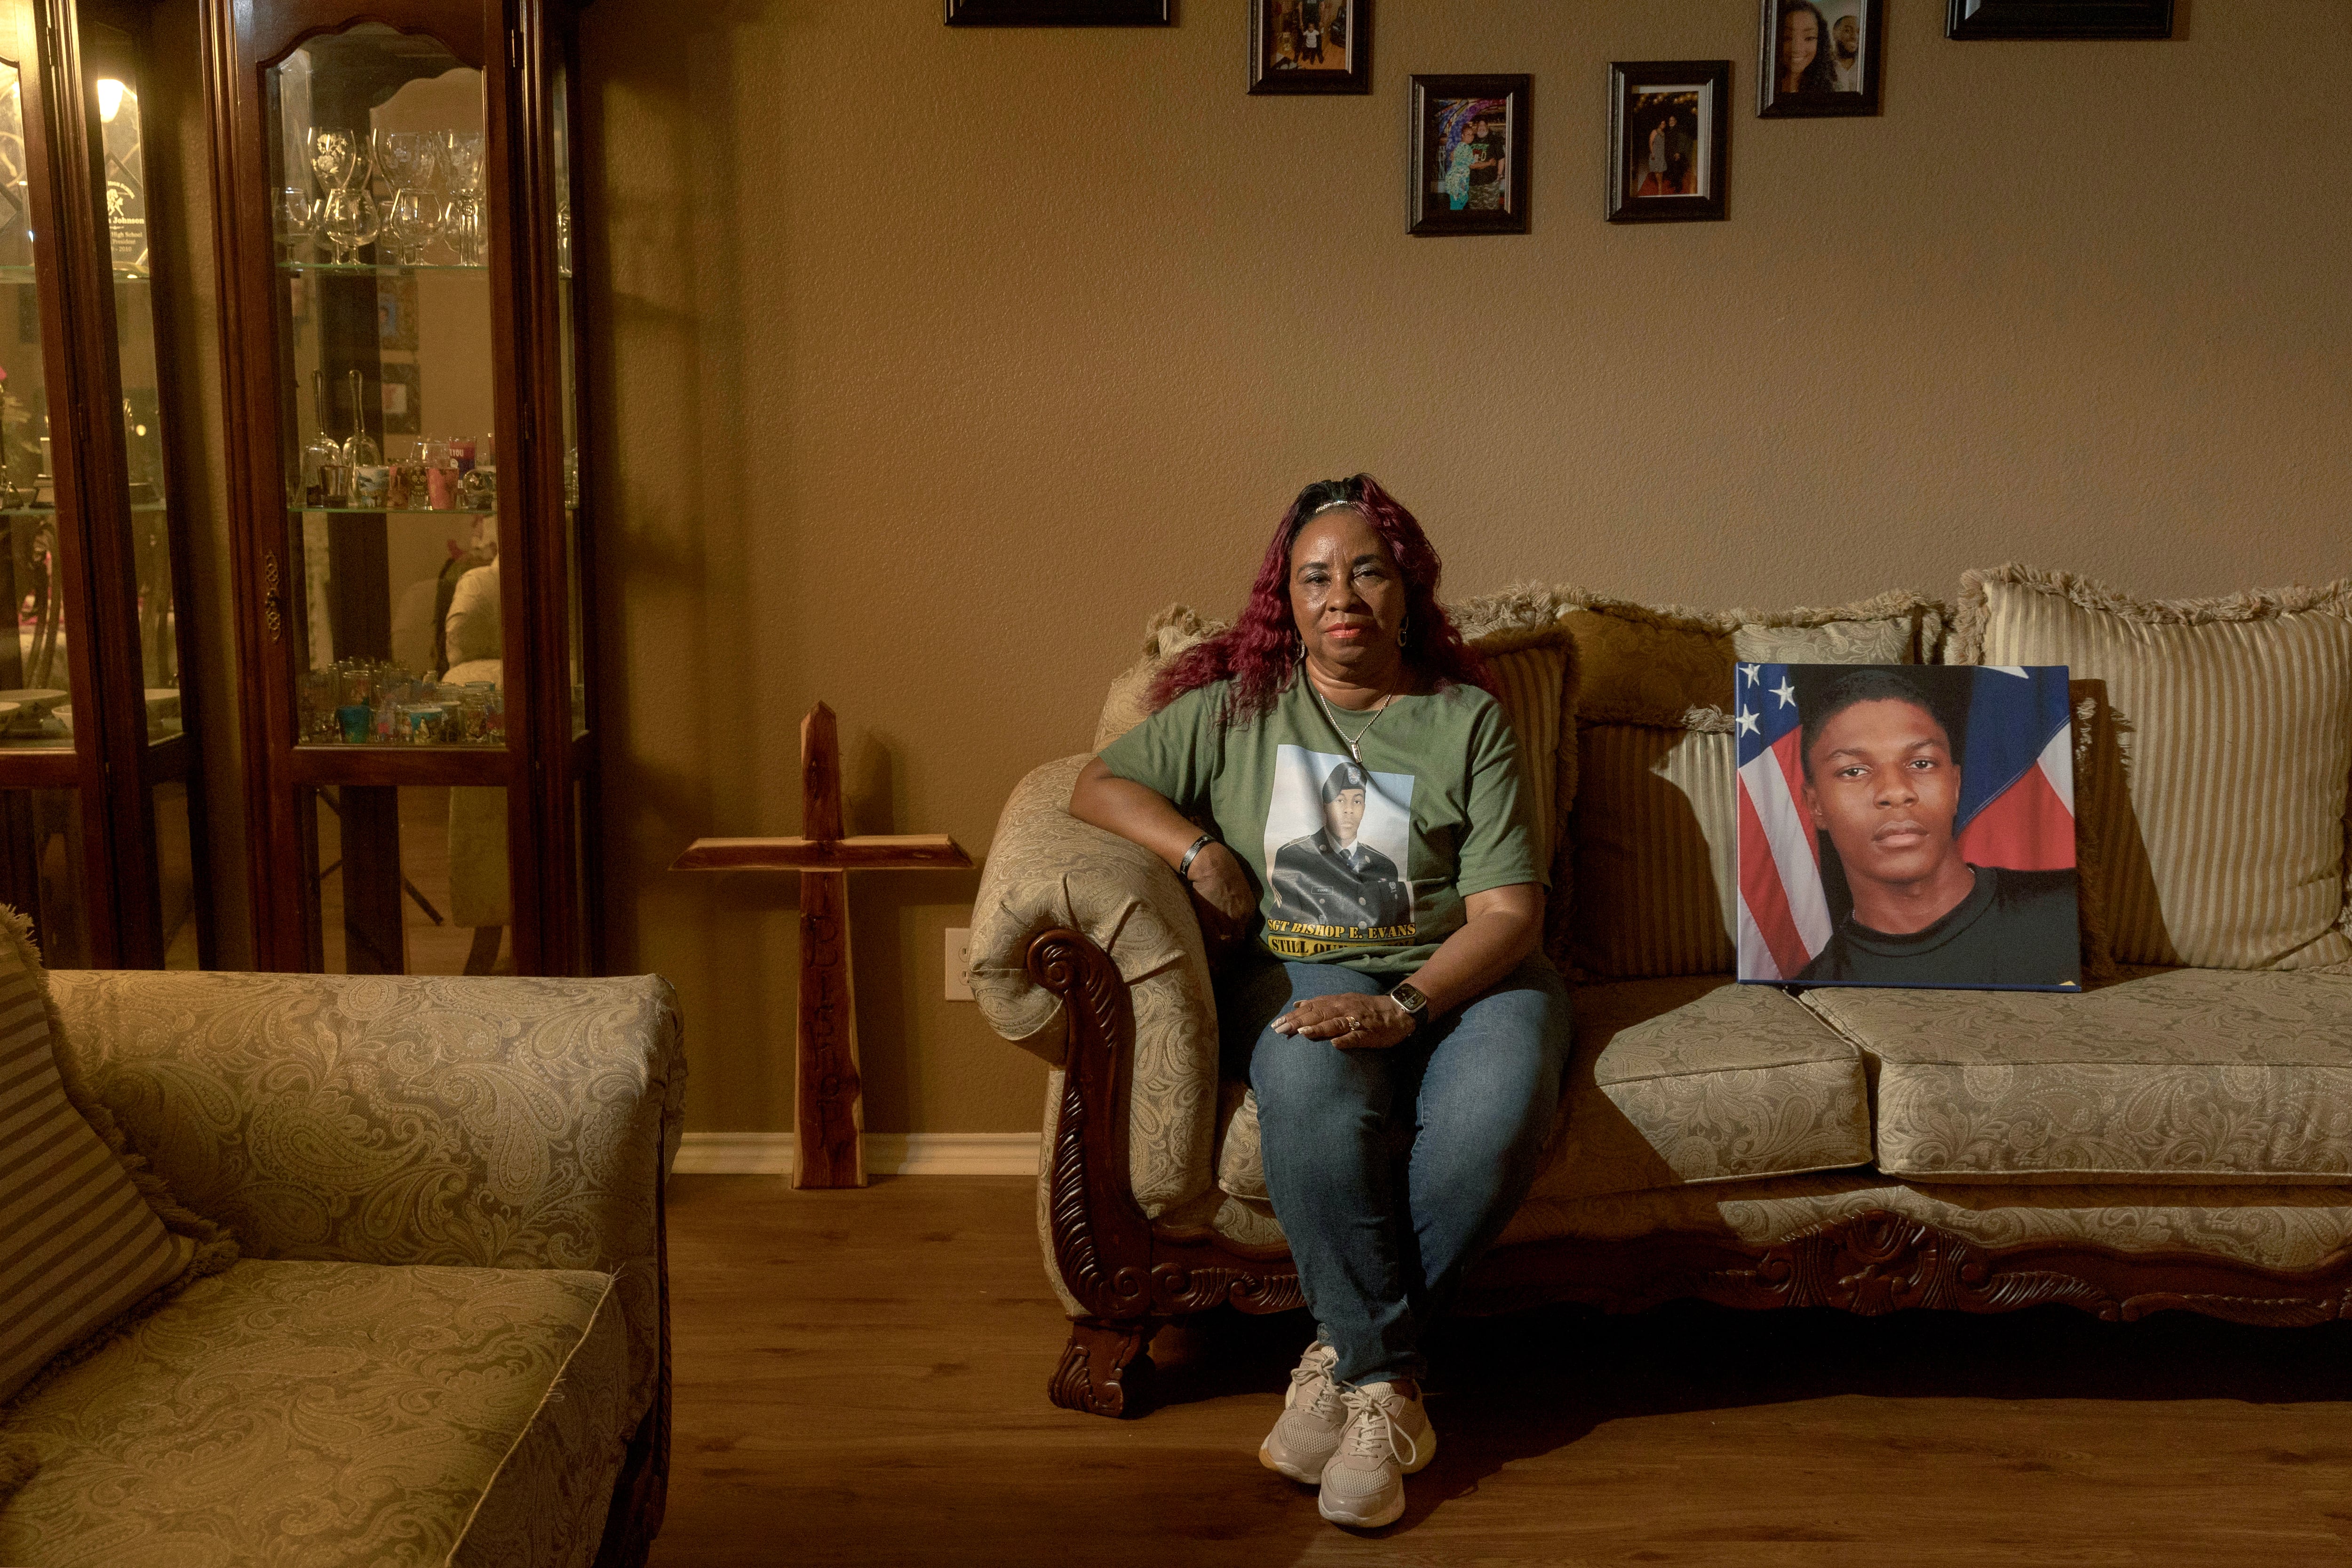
1398;615;1410;650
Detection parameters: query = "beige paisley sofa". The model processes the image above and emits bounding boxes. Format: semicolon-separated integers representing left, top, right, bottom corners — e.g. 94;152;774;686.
0;969;685;1567
970;566;2352;1416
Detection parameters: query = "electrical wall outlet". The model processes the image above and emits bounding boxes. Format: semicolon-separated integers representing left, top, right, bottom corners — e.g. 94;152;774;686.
944;927;974;1001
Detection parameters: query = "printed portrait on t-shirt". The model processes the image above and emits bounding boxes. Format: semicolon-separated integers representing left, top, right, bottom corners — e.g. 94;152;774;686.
1261;745;1415;957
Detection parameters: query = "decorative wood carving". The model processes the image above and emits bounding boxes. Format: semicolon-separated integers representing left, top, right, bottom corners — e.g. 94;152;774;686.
1458;1212;2352;1329
1025;921;2352;1419
1049;1317;1160;1419
1029;928;1303;1416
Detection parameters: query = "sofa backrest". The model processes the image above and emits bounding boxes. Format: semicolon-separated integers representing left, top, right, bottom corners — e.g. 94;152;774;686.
1562;590;1947;982
1951;565;2352;971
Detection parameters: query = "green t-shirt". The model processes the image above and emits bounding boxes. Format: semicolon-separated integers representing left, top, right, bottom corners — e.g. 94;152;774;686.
1097;674;1542;975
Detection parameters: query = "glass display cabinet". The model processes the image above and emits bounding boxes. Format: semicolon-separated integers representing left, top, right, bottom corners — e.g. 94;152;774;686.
204;0;597;975
0;0;211;969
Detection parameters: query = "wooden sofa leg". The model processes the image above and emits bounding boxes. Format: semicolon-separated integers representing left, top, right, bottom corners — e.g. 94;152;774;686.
1049;1316;1160;1418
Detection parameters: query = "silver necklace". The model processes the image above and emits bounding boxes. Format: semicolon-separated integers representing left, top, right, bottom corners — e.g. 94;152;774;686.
1311;681;1393;762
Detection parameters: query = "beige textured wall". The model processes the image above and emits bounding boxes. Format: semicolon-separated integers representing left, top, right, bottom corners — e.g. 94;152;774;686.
565;0;2347;1138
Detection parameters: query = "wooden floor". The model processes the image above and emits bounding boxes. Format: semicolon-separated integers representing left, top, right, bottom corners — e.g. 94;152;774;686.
652;1175;2352;1567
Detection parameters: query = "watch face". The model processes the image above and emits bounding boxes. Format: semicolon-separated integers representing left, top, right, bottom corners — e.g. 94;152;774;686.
1391;982;1427;1014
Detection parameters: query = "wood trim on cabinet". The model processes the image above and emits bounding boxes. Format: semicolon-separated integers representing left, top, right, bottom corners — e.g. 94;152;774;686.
240;0;485;71
0;750;87;789
202;0;309;967
284;743;515;788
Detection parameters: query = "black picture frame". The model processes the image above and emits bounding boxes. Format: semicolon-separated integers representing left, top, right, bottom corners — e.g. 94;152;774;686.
945;0;1171;24
1607;60;1731;223
1407;75;1530;237
1249;0;1371;95
1759;0;1883;116
1945;0;2173;39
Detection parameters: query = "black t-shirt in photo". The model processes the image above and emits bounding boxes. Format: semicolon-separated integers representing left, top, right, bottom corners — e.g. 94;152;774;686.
1796;866;2080;989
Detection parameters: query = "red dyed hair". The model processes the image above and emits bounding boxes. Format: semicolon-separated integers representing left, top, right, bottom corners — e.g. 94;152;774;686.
1149;474;1490;725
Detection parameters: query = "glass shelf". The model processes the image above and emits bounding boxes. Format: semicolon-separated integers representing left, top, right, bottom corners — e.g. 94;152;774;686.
0;504;167;517
0;263;153;283
278;260;487;278
289;506;494;517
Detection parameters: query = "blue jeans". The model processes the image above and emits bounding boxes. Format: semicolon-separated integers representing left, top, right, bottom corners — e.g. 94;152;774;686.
1224;952;1573;1387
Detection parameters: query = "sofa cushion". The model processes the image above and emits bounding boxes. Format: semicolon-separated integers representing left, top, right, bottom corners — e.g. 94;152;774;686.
0;911;201;1405
46;969;681;1432
1534;977;1873;1200
0;1259;631;1568
1564;589;1944;980
1804;970;2352;1184
1952;565;2352;971
1213;977;1871;1208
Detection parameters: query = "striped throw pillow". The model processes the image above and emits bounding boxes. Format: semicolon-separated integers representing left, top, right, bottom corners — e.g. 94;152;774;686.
1956;565;2352;970
0;916;193;1401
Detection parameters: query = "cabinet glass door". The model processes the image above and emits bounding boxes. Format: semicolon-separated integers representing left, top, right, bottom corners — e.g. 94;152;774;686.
267;23;512;974
0;48;84;963
84;14;205;967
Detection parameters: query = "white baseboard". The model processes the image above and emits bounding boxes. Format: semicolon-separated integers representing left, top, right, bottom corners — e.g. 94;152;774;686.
673;1130;1039;1177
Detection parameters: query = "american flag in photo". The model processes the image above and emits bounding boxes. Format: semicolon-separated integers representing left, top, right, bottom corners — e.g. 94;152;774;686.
1734;663;2076;982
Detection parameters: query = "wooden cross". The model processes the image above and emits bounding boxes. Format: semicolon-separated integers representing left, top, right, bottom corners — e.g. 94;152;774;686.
672;701;972;1188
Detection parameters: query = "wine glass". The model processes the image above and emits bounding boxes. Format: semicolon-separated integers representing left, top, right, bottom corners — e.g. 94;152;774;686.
382;188;432;266
374;131;438;265
275;185;317;263
321;185;378;265
441;131;485;265
306;127;359;192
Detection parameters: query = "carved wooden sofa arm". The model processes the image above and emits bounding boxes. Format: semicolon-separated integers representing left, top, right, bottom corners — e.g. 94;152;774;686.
969;756;1227;1218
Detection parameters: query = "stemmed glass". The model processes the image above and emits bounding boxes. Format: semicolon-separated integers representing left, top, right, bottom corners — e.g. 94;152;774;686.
306;126;375;265
440;131;485;266
321;185;379;265
306;127;359;193
374;130;439;265
276;185;317;263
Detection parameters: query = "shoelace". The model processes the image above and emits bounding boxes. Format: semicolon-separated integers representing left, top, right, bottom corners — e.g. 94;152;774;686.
1338;1385;1421;1469
1290;1353;1339;1419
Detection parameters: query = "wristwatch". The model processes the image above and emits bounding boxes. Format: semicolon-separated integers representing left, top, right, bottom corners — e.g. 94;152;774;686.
1387;981;1430;1034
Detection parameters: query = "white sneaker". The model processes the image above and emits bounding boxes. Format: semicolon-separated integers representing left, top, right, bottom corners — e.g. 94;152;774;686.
1257;1340;1345;1483
1316;1380;1435;1529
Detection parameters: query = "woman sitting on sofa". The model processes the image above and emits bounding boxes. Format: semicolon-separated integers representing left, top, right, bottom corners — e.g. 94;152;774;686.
1069;473;1570;1530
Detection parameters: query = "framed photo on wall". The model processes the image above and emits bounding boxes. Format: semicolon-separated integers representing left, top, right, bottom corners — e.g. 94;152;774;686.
1250;0;1370;95
945;0;1171;24
1607;60;1730;223
1759;0;1882;116
1947;0;2172;38
1407;75;1529;236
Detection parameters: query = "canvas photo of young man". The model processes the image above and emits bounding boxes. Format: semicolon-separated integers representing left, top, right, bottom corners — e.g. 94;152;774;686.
1736;663;2082;991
